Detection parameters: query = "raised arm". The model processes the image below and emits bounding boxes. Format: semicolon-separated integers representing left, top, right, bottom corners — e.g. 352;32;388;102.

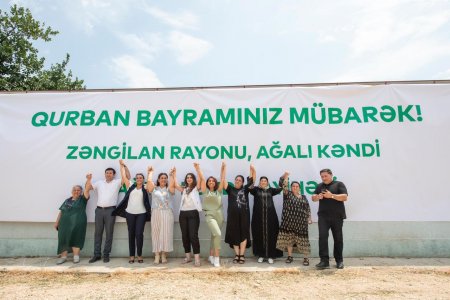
168;167;176;194
168;168;175;195
217;162;225;192
147;166;155;193
194;163;202;191
250;163;256;186
124;163;131;180
195;163;206;193
119;159;131;189
84;173;92;199
220;162;228;191
171;167;184;193
280;171;289;195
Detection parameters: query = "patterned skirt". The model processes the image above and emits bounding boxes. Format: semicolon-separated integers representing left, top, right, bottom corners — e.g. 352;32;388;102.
151;209;174;252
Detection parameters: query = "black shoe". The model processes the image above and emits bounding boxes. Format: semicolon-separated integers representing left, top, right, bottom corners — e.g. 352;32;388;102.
315;261;330;269
336;261;344;269
103;257;110;263
89;256;101;263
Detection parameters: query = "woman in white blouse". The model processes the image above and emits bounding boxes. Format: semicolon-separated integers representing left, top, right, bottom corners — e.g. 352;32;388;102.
112;160;151;264
171;163;203;266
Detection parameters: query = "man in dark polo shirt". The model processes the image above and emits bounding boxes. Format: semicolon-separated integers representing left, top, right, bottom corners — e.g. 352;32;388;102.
312;168;348;269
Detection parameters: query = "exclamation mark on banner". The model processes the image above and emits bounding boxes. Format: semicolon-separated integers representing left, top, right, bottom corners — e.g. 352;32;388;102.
416;105;423;121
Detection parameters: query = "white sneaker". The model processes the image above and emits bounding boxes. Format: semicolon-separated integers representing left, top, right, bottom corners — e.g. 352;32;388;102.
208;255;214;265
213;257;220;267
73;256;80;263
257;257;264;263
268;258;274;264
56;257;67;265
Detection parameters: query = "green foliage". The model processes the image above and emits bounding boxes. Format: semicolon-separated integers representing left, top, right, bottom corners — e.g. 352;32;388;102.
0;5;84;91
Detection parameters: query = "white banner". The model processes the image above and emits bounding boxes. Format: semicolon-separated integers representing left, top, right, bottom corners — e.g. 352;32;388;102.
1;84;449;222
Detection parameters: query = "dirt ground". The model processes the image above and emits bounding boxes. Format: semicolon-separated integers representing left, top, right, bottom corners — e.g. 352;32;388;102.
1;266;450;299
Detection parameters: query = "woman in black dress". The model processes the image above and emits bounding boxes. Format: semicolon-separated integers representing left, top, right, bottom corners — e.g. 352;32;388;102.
276;172;312;265
249;167;283;264
222;162;254;264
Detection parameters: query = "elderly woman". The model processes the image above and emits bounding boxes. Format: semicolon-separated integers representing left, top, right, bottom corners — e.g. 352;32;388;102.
197;163;224;267
147;166;175;264
249;167;283;264
112;160;151;264
171;164;202;267
276;172;312;265
54;174;92;264
222;163;254;264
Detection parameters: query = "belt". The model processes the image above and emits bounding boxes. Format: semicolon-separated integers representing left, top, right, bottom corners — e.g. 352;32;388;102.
97;206;116;209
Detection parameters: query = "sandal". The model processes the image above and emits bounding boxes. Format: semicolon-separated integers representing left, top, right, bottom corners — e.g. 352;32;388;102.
232;255;240;264
238;255;245;264
303;258;309;266
285;256;293;264
194;259;201;267
181;257;192;264
129;257;135;264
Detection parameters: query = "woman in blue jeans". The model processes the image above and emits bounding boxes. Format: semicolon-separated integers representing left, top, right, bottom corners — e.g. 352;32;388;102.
112;160;151;263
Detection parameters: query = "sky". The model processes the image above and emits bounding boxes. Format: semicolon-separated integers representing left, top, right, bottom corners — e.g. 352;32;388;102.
3;0;450;89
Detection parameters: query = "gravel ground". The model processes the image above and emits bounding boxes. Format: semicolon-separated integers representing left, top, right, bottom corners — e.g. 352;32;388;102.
1;257;449;299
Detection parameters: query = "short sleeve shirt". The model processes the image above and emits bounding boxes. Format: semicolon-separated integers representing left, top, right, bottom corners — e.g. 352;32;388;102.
92;178;122;207
314;180;348;219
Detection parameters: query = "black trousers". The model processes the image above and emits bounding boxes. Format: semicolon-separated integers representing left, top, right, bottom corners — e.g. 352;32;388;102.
179;210;200;254
318;217;344;262
126;212;147;257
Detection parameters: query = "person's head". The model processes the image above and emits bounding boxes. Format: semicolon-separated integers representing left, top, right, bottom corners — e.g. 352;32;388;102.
104;167;116;181
184;173;197;189
206;176;218;191
320;168;333;184
290;181;301;195
259;176;269;188
71;185;83;199
157;173;168;187
135;173;145;186
234;175;245;189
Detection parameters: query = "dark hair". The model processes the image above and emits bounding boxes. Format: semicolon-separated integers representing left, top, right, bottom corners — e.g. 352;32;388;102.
260;176;269;182
320;168;332;175
235;175;245;183
105;167;116;175
290;181;300;188
184;173;197;193
135;173;145;180
206;176;218;191
157;173;168;187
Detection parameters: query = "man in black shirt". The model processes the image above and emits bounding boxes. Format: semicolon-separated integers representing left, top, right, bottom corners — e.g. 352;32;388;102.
312;168;348;269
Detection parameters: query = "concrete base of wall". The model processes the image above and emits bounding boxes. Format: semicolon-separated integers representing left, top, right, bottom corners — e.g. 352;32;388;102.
1;221;449;258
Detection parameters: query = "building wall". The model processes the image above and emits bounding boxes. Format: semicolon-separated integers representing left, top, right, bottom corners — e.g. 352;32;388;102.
1;221;449;258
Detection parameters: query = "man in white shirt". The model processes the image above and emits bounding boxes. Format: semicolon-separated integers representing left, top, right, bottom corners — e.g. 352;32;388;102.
87;162;130;263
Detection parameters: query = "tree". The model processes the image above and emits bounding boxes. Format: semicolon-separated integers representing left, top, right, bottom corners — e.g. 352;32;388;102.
0;5;84;91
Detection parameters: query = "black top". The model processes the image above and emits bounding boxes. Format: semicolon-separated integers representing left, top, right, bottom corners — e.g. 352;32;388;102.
314;181;348;219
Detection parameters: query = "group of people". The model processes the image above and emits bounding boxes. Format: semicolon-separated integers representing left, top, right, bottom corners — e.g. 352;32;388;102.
55;162;348;269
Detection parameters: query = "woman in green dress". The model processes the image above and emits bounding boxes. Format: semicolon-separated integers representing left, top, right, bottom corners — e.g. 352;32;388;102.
197;163;225;267
54;175;92;264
